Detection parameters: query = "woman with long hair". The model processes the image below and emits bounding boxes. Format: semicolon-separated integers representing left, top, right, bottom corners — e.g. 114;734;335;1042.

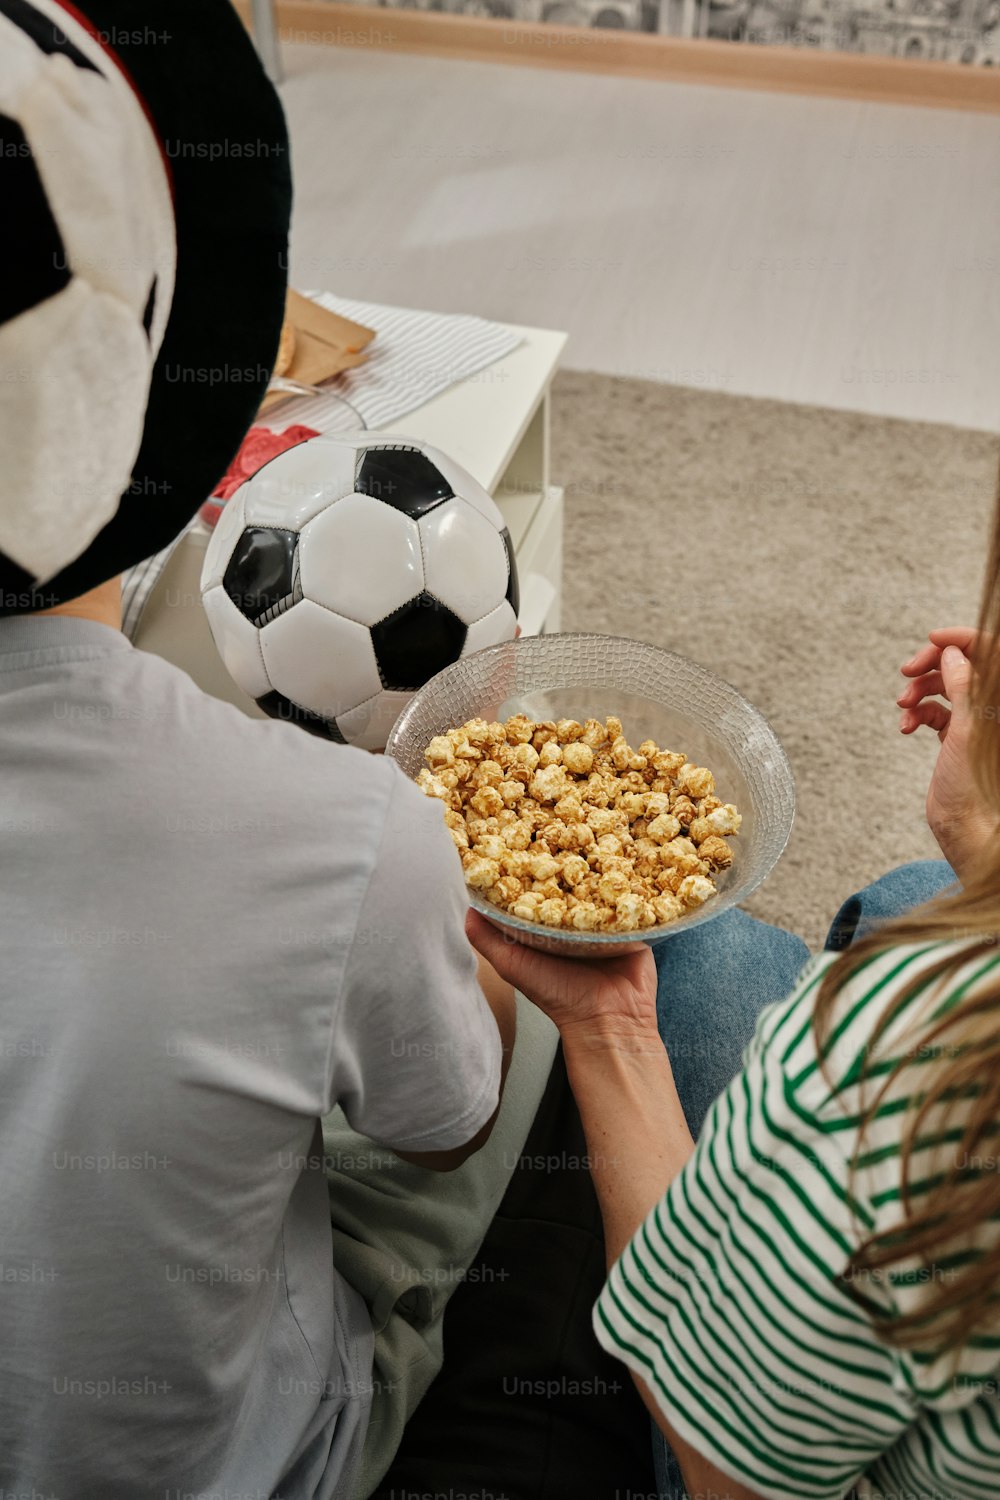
469;520;1000;1495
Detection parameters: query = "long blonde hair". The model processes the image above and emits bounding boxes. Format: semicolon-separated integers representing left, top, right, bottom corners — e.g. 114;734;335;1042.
814;485;1000;1357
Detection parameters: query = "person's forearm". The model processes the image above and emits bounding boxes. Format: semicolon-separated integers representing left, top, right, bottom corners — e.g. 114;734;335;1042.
562;1022;764;1500
560;1018;695;1267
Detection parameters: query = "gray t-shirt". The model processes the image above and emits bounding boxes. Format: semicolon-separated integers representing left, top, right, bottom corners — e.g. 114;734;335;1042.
0;615;501;1499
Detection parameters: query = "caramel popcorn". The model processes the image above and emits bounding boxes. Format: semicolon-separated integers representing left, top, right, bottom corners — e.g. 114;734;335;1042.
418;715;741;934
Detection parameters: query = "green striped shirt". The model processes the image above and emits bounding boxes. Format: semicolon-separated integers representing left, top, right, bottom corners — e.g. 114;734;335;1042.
594;941;1000;1500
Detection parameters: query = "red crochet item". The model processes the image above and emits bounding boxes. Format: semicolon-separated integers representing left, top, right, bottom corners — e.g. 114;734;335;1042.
199;424;320;526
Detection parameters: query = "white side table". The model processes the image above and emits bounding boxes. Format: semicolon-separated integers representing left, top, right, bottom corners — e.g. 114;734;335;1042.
132;321;567;718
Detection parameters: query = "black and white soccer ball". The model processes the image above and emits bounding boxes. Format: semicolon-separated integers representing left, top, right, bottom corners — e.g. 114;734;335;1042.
200;433;519;750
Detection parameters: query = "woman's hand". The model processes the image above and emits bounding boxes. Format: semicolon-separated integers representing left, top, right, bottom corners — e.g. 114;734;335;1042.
898;627;997;879
465;909;659;1045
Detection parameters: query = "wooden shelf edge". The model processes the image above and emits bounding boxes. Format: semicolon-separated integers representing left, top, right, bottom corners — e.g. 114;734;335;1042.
233;0;1000;112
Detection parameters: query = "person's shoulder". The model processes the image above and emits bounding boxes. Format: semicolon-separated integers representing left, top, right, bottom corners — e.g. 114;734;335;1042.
120;642;415;814
755;938;998;1131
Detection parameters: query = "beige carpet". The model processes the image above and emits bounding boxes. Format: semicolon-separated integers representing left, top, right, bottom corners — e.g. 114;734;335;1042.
551;371;998;951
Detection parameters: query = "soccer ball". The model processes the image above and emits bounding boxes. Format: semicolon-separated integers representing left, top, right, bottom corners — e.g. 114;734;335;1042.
200;432;519;750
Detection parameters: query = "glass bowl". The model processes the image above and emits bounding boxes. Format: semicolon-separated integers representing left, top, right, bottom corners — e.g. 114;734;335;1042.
385;633;795;958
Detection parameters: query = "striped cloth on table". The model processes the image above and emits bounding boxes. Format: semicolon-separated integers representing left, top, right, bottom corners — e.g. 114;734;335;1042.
262;292;522;434
595;942;1000;1500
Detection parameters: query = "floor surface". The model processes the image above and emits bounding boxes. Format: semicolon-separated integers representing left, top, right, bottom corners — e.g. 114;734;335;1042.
281;42;1000;432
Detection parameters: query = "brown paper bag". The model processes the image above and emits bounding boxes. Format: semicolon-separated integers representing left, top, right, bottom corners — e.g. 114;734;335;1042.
260;289;375;415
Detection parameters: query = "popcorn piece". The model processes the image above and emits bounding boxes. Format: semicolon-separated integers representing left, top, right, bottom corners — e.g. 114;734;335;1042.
652;893;684;925
512;892;544;921
505;714;535;745
610;736;631;771
464;718;492;747
500;779;525;807
651;749;687;779
619;771;648;793
421;774;457;805
531;721;558;749
596;833;625;859
670;794;697;829
605;716;623;741
660;837;706;876
537;741;563;768
444;820;469;852
491;875;523;906
551;821;594;852
562;742;594;776
474;834;507;862
676;762;715;800
714;803;743;837
581;774;611;809
617;792;647;821
450;734;481;760
645;792;671;819
581;718;607;750
554;793;584;822
537;897;568;927
465;856;500;891
485;721;508;746
502;850;533;880
647;812;682;845
470;786;504;818
528;851;560;882
570;902;602;932
610;893;640;931
564;821;596;851
472;759;504;788
597;868;631;904
534;834;562;859
511;742;540;776
530;765;567;804
677;875;716;909
665;855;708;878
519;803;549;832
561;854;591;887
584;806;618;838
698;835;734;870
556;719;584;742
425;735;455;767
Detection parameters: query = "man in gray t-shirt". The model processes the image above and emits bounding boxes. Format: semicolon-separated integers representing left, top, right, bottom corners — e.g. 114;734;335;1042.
0;592;513;1498
0;10;546;1493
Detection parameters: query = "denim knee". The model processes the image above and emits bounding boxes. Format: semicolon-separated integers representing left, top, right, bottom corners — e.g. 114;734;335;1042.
824;860;956;951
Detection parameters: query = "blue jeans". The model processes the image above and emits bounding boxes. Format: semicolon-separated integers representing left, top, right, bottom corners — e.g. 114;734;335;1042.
648;860;956;1499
